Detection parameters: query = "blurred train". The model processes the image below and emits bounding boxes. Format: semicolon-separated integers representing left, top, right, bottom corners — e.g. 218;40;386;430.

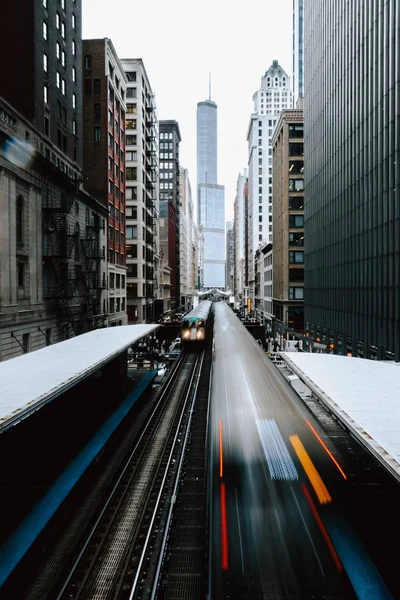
180;300;213;348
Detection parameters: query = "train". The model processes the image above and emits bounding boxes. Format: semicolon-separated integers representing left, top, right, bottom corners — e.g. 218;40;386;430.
180;300;213;348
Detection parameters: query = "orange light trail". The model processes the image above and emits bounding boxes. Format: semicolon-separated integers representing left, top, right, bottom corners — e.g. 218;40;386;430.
290;435;332;505
219;419;223;478
305;420;347;480
220;483;229;570
302;484;342;572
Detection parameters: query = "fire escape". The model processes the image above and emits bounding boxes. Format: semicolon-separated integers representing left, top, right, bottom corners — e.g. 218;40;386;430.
145;95;158;322
42;182;105;336
80;213;107;330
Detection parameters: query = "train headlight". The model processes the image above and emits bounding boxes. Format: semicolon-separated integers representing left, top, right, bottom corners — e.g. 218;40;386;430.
196;330;204;340
182;330;190;340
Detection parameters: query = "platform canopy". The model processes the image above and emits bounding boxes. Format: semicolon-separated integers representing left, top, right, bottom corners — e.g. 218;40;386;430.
282;352;400;482
0;324;158;433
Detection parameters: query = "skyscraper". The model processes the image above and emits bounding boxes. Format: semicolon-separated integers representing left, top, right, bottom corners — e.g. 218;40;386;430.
197;99;225;289
304;0;400;361
246;61;292;302
292;0;304;105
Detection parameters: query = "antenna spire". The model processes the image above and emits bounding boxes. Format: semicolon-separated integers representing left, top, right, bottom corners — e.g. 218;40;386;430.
209;72;212;100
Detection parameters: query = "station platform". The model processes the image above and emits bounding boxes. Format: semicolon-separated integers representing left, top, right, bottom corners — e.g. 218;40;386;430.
0;324;158;434
281;352;400;483
0;368;157;587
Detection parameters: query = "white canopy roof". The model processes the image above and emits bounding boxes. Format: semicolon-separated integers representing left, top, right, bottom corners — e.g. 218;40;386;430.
0;325;158;433
282;352;400;482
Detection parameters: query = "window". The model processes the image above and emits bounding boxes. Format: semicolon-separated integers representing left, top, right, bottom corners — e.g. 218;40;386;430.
128;264;138;278
289;179;304;192
126;167;137;180
43;0;47;7
125;119;137;130
56;12;60;28
116;273;121;288
109;179;114;194
56;42;60;59
72;93;76;108
289;251;304;264
289;197;304;210
289;124;304;138
126;87;137;98
22;333;30;354
72;13;76;28
126;244;137;258
110;272;115;288
43;21;48;39
94;103;101;119
18;262;25;287
125;72;136;82
44;84;48;104
43;53;48;72
85;55;92;70
289;215;304;228
126;225;137;238
72;66;76;82
61;22;65;39
62;78;66;95
72;40;76;55
126;134;137;145
126;103;137;114
46;328;52;346
72;119;77;135
16;196;24;244
93;78;101;94
94;126;101;142
56;71;61;88
121;275;125;289
61;0;65;9
61;50;66;67
289;232;304;246
289;287;304;300
126;206;137;219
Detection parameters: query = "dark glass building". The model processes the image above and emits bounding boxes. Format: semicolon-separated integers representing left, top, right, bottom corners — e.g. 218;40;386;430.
304;0;400;361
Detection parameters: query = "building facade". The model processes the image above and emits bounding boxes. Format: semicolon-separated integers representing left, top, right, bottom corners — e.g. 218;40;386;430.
233;170;247;302
304;0;400;360
197;100;225;289
292;0;304;105
82;38;127;326
225;221;234;292
0;0;108;360
272;109;304;333
159;121;181;311
0;98;107;361
0;0;83;167
121;59;159;324
179;168;196;311
246;61;292;302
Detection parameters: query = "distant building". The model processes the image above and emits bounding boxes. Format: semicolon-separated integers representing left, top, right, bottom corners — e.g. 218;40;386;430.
82;38;127;326
234;169;247;303
246;61;292;303
180;168;197;311
120;58;158;324
197;99;225;289
272;109;304;333
225;221;234;292
159;121;181;311
292;0;304;105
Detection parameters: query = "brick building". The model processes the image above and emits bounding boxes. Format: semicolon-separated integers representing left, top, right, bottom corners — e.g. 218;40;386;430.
82;39;127;326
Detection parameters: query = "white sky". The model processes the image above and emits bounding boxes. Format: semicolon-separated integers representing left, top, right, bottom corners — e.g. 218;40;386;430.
82;0;293;222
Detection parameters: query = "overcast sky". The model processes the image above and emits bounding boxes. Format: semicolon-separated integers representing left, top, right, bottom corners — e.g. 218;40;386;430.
83;0;293;221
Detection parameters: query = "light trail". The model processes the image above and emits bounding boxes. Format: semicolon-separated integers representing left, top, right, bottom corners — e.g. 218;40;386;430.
220;483;229;570
302;484;342;572
290;435;332;505
305;419;347;480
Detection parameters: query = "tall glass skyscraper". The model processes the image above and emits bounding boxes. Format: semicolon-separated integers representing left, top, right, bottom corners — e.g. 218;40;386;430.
304;0;400;361
292;0;304;104
197;100;225;288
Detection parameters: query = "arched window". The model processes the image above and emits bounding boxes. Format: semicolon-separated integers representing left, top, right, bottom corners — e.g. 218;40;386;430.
16;195;24;244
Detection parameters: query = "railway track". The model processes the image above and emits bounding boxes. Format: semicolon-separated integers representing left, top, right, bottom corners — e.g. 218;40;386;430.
43;350;203;600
